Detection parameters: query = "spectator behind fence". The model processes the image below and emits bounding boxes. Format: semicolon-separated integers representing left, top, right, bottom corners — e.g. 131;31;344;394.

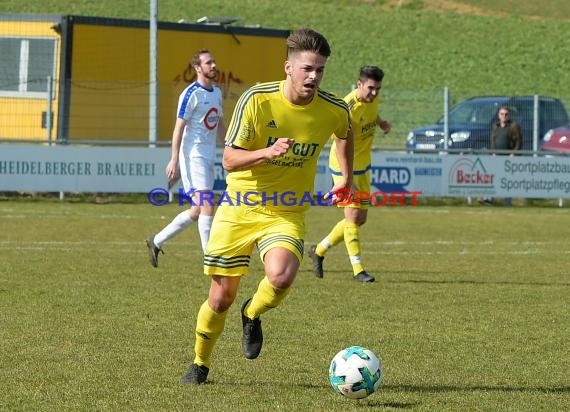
479;106;521;206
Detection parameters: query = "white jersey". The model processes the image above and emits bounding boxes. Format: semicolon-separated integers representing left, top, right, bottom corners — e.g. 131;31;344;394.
177;82;223;191
177;82;223;160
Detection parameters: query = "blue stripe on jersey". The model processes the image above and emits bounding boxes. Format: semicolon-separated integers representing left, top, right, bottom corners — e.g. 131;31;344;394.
177;82;200;118
226;82;281;146
329;164;371;176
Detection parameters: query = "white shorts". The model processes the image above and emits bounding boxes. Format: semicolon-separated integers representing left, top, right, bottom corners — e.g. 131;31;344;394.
179;155;215;192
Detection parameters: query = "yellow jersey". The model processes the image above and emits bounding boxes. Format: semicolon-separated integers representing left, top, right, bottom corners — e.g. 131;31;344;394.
329;89;379;174
225;80;350;212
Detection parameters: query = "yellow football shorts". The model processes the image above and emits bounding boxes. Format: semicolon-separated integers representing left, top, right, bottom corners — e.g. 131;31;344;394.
203;203;305;276
333;171;371;209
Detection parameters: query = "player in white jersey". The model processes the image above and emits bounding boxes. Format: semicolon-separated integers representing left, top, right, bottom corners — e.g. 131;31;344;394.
145;49;226;267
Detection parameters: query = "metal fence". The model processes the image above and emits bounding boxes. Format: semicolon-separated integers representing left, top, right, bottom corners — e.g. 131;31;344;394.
2;78;570;153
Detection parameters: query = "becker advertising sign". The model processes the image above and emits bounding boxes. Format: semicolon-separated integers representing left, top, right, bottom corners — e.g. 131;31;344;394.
447;157;496;196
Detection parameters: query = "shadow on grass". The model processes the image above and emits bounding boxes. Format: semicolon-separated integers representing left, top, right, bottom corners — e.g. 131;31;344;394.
359;399;420;409
389;279;570;287
273;380;569;394
302;268;570;286
382;383;570;393
352;384;570;409
201;380;567;410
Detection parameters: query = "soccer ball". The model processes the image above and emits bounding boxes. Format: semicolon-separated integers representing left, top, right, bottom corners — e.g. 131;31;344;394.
328;346;382;399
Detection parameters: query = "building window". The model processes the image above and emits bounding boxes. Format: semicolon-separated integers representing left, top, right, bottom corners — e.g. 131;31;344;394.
0;37;57;98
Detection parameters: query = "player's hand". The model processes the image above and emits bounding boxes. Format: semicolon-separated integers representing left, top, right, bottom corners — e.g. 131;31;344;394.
165;160;179;179
323;180;352;205
379;120;391;135
165;160;180;188
267;138;294;158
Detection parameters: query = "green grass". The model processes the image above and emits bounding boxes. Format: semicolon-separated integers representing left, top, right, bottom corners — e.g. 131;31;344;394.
1;3;568;409
451;0;570;20
1;0;569;148
1;200;569;411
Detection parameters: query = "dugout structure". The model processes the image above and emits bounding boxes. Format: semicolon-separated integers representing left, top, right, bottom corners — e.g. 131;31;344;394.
0;14;290;142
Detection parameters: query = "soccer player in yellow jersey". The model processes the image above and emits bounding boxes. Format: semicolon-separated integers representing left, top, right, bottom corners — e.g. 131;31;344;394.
180;28;354;384
309;66;391;282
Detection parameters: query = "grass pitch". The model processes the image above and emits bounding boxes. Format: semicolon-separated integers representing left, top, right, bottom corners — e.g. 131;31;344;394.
0;200;568;411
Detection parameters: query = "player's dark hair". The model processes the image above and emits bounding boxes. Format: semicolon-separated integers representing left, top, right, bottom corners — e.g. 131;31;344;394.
191;49;211;67
287;28;331;58
359;66;384;82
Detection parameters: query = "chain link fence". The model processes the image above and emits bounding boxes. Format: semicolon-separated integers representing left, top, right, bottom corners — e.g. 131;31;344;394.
2;77;570;153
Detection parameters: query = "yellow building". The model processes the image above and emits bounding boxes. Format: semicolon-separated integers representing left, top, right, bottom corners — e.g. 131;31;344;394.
0;14;289;142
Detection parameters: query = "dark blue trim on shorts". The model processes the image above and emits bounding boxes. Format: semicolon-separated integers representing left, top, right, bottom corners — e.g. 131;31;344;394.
203;254;251;269
329;164;371;176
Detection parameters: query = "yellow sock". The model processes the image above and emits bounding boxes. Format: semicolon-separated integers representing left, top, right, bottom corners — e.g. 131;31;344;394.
316;219;345;256
245;276;290;319
194;300;228;368
344;222;364;276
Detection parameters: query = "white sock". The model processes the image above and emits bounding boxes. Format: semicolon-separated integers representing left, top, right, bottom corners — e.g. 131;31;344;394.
198;214;214;253
320;237;332;250
154;210;193;247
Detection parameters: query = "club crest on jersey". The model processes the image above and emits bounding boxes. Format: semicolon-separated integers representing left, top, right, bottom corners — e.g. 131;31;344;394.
204;107;219;131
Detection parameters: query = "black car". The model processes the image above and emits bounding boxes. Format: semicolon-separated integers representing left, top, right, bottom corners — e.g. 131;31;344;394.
406;96;569;152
